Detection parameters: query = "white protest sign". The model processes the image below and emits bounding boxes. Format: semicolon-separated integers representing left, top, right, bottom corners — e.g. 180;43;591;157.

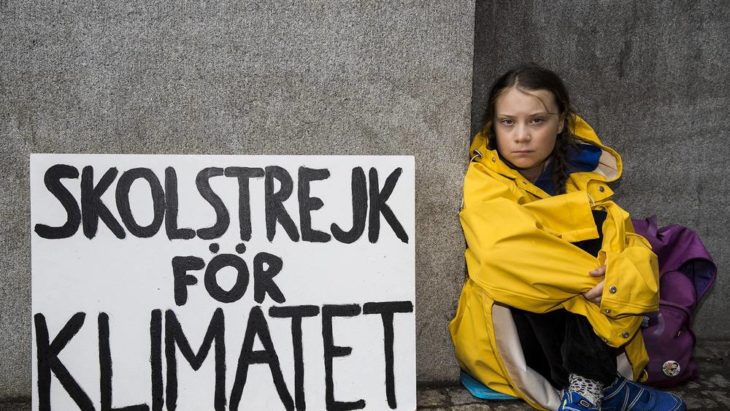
31;154;415;411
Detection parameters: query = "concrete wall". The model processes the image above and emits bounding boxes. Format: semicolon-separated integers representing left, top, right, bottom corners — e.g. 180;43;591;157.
473;0;729;337
0;1;475;396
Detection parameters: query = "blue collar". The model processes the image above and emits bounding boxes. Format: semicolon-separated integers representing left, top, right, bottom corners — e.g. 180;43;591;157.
534;143;602;195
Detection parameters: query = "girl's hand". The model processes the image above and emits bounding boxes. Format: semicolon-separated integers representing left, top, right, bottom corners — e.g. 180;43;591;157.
583;265;606;305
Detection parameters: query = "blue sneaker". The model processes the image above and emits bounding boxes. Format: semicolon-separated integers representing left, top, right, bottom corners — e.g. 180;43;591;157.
601;377;686;411
558;390;599;411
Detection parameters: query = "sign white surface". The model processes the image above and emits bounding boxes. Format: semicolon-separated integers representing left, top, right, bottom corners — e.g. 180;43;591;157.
31;154;415;411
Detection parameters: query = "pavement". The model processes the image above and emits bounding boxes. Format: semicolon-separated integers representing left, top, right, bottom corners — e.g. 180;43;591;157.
3;340;728;410
417;339;730;410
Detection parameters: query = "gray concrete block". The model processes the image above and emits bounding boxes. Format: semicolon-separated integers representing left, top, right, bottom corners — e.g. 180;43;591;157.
1;0;475;396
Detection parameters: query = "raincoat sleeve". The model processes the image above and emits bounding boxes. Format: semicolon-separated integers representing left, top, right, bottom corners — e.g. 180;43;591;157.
461;191;602;313
460;164;658;326
599;213;660;317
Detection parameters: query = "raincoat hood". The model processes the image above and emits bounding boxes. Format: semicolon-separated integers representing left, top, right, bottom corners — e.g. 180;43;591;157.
468;114;623;185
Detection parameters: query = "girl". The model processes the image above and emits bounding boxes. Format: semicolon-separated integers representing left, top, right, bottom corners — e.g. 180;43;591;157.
449;64;686;411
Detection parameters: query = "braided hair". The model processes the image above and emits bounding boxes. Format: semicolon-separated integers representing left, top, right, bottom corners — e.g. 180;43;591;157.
480;63;577;195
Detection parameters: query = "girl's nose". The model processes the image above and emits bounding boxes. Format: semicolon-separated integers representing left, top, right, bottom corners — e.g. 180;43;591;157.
514;124;531;142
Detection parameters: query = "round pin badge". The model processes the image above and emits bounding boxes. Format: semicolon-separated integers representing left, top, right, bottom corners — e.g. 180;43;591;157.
662;360;681;377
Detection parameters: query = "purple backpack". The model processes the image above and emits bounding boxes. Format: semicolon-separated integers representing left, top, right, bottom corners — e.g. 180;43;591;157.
632;216;717;388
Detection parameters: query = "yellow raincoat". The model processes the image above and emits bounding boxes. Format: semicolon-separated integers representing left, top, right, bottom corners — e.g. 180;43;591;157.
449;116;659;410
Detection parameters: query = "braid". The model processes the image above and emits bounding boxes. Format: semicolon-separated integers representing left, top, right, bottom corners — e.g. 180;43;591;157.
551;120;577;194
552;133;570;194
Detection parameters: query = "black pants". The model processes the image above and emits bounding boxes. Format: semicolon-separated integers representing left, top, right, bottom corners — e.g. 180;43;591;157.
510;210;618;388
511;307;619;387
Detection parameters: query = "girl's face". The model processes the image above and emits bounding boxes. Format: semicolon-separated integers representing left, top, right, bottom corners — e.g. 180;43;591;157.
493;86;564;181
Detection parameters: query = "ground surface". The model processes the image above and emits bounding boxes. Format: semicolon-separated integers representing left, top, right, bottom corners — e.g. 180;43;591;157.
417;340;730;410
3;340;728;410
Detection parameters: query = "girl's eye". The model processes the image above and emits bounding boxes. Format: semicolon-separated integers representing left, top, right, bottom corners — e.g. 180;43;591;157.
530;117;545;125
499;118;514;126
